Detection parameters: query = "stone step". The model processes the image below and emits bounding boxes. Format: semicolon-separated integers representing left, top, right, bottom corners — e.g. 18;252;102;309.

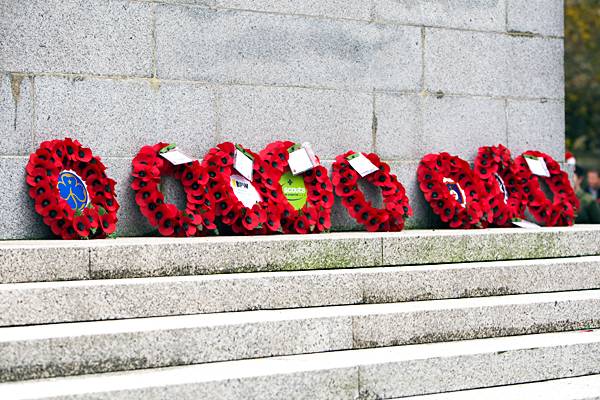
2;255;600;326
2;290;600;382
2;226;600;283
400;374;600;400
2;329;600;399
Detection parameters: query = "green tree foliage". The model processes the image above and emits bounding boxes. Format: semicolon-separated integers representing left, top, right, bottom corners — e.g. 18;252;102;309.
565;0;600;156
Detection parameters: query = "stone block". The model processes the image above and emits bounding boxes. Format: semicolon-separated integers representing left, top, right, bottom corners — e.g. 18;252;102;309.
507;99;565;160
34;76;217;158
383;226;600;266
0;269;363;326
425;28;509;96
374;93;422;160
0;313;352;381
0;0;152;76
0;157;52;241
509;37;564;99
374;0;506;31
425;29;563;98
353;290;600;348
507;0;564;36
219;85;373;159
359;331;600;398
217;0;371;20
0;74;34;156
0;240;89;284
361;256;600;303
421;95;506;161
89;233;383;278
155;6;422;91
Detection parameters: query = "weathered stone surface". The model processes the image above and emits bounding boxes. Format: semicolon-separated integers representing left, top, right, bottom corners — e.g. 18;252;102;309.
352;290;600;348
0;311;352;381
0;0;152;76
400;374;600;399
383;226;600;266
3;290;600;381
0;74;34;156
421;95;506;161
3;227;600;283
155;6;422;91
507;0;564;36
509;36;564;99
89;233;383;278
507;99;565;160
219;85;372;159
34;76;217;158
217;0;371;20
374;0;506;31
425;29;563;98
360;330;600;398
0;157;52;241
3;330;600;399
5;255;600;326
361;256;600;304
374;93;421;160
0;241;89;284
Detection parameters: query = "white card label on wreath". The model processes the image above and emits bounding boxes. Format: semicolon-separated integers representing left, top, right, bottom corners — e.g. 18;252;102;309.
347;153;378;177
160;148;196;165
288;142;319;175
511;218;541;229
524;155;550;177
230;174;261;208
234;147;254;182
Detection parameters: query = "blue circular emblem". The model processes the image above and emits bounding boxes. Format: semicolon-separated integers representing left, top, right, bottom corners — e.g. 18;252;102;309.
57;170;89;211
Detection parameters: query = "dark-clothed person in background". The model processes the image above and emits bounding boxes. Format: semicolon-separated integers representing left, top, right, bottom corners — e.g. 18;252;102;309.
575;166;600;223
586;170;600;200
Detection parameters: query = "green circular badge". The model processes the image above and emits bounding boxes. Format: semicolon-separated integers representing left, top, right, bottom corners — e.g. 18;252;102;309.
279;171;307;210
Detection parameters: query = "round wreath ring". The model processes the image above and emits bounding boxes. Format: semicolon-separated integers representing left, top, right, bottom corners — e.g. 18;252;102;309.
513;150;579;226
332;151;411;232
474;144;528;226
26;138;119;239
202;142;278;234
131;143;215;237
258;141;333;234
418;152;491;229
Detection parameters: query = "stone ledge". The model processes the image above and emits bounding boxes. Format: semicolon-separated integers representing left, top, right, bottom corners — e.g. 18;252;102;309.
2;256;600;326
2;290;600;382
2;330;600;399
1;226;600;282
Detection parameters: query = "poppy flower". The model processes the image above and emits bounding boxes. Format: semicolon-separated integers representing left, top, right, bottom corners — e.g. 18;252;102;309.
241;209;260;231
99;211;117;234
293;215;310;234
72;214;93;237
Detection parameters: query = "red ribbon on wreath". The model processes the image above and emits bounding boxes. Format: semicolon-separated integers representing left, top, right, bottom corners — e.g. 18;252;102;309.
202;142;279;234
513;150;579;226
259;141;333;233
332;151;411;232
131;143;215;237
473;144;528;226
26;138;119;239
418;152;491;229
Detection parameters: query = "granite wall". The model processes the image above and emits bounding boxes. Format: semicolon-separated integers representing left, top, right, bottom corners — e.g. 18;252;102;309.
0;0;565;238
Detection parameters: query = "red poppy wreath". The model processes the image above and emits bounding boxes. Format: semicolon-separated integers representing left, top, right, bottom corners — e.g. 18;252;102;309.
202;142;279;234
418;152;491;229
473;144;528;226
131;143;215;237
259;141;333;233
513;150;579;226
332;151;411;232
26;138;119;239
